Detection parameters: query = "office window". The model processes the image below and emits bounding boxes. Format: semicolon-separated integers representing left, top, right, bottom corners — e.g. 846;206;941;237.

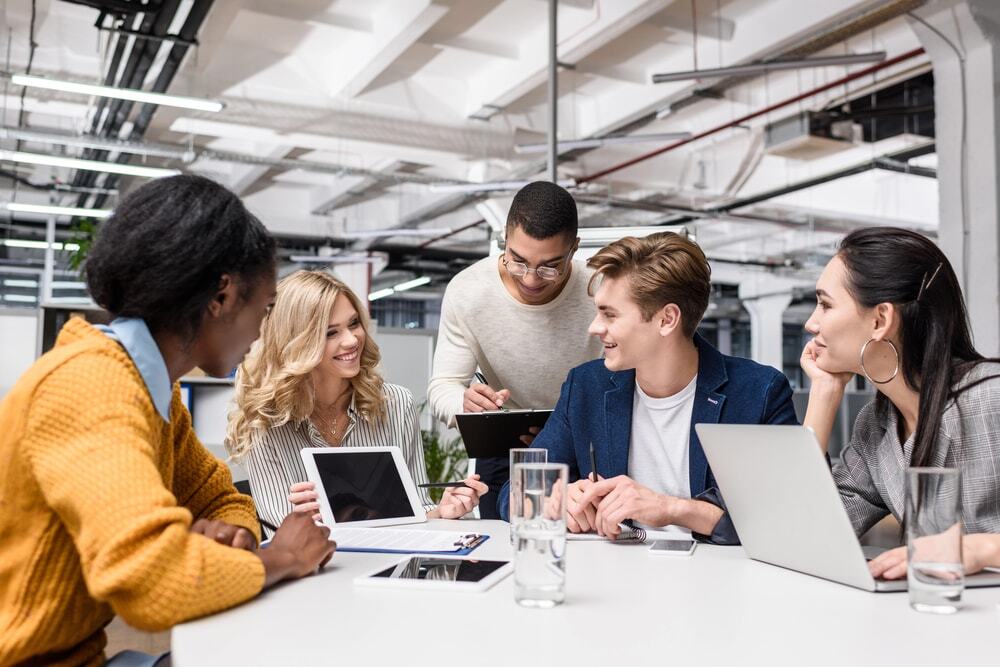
370;298;441;331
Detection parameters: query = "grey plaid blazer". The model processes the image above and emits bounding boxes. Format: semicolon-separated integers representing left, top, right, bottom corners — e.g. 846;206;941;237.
834;361;1000;536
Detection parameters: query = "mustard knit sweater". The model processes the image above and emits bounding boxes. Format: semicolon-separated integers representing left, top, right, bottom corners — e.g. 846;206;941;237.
0;318;265;666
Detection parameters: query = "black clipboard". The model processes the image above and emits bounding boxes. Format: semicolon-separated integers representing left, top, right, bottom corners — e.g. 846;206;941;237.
455;409;553;459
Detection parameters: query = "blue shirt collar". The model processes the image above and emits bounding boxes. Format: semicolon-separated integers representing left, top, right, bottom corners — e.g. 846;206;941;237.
95;317;173;422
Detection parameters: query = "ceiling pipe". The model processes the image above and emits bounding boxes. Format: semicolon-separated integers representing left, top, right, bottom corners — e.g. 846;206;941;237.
92;0;216;209
576;47;927;184
74;1;182;197
418;219;489;249
547;0;557;183
1;126;451;186
658;142;936;227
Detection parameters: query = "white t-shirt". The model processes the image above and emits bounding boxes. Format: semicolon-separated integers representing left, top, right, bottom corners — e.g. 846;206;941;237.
628;375;697;502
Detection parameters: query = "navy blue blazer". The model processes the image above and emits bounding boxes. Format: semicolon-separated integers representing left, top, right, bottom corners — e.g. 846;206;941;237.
497;335;798;544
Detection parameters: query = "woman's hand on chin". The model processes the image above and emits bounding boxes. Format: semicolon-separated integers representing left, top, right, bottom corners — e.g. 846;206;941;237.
800;338;854;394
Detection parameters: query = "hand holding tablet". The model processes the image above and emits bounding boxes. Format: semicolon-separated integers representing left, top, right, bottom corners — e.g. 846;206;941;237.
300;447;428;529
288;481;322;521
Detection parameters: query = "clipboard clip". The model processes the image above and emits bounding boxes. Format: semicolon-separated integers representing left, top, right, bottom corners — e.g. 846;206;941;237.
453;533;487;549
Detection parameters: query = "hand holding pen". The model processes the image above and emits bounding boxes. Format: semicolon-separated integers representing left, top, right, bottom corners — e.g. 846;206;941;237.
463;371;511;412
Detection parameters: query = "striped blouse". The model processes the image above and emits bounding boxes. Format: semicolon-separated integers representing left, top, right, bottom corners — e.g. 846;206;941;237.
244;382;435;537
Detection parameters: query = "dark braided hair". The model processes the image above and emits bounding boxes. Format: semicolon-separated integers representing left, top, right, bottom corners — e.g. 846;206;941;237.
85;174;276;341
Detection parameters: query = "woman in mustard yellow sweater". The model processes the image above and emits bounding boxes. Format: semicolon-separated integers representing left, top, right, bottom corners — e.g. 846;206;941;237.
0;175;334;667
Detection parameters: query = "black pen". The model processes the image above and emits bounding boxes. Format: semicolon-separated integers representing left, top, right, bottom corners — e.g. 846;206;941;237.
589;441;598;483
588;441;639;540
473;371;508;412
418;481;471;489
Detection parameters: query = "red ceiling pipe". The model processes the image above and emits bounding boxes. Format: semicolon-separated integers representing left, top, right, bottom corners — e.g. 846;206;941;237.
575;47;927;184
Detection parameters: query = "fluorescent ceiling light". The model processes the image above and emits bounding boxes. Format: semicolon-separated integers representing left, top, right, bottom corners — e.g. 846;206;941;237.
289;254;383;264
3;239;80;251
469;104;502;121
3;279;38;288
652;52;887;84
3;294;37;303
393;276;431;292
577;226;671;247
0;126;194;161
44;296;94;304
51;281;87;289
5;202;113;218
0;150;180;179
367;287;395;301
9;73;224;112
515;133;692;155
428;179;576;194
339;228;450;239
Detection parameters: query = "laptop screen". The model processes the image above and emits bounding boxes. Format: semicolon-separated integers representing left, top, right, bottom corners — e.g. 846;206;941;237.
313;451;415;523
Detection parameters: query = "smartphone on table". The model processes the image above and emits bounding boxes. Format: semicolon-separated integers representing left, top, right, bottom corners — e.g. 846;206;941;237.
649;539;697;556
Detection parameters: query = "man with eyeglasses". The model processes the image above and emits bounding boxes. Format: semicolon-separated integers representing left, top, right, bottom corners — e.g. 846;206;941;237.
428;181;602;518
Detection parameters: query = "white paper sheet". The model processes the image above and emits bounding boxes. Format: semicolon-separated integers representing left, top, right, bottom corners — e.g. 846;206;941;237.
330;526;484;552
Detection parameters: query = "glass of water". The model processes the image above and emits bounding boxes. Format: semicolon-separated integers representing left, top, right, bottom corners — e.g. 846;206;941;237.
906;467;964;614
509;448;547;543
511;462;568;608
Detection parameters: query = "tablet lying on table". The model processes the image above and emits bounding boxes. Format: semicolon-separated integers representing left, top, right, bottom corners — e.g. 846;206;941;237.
300;447;427;529
354;556;513;592
455;409;553;459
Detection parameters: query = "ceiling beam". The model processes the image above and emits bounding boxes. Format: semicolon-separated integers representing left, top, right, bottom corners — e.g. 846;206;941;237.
331;1;449;98
226;145;295;195
464;0;672;115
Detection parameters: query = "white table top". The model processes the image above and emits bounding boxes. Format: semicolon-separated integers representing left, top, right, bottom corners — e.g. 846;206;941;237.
172;520;999;666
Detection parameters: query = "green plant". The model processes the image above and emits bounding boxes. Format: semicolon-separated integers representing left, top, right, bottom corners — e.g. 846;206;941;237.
67;218;99;272
421;426;467;503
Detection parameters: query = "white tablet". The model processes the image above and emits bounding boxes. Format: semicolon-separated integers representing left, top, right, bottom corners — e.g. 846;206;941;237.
354;556;513;592
300;447;427;529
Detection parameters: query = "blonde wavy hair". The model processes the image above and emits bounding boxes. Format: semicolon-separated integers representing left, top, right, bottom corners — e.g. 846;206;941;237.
226;270;386;461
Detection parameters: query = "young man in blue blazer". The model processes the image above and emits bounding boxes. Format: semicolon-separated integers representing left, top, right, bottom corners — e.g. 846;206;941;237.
498;232;798;544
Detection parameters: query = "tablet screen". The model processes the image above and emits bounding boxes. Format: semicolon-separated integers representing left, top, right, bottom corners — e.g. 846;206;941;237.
313;451;414;523
371;558;508;582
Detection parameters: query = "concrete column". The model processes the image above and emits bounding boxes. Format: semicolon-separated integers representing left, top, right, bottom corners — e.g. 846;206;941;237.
741;292;791;372
717;318;733;356
909;0;1000;355
333;263;372;306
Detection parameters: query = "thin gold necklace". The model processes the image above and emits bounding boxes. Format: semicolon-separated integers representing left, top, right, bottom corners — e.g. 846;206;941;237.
312;394;351;442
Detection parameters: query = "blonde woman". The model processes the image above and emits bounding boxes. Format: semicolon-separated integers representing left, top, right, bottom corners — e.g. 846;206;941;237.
227;270;485;536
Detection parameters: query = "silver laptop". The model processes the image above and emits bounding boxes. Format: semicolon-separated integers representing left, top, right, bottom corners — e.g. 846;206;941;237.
696;424;1000;592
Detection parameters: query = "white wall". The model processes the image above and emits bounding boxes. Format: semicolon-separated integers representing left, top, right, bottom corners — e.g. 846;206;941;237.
0;310;38;399
376;327;436;430
188;383;243;479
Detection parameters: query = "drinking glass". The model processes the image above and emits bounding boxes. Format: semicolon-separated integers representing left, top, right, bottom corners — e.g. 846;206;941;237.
511;462;568;608
906;467;964;614
508;448;548;543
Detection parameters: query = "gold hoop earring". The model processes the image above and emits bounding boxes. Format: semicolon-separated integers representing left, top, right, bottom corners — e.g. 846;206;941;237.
859;338;899;385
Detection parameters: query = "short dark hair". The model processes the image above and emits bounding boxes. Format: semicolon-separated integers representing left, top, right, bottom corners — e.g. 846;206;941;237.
85;174;276;339
587;232;711;337
505;181;578;240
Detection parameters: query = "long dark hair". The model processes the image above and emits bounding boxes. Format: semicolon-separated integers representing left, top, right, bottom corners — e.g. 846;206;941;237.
837;227;986;468
85;174;276;341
